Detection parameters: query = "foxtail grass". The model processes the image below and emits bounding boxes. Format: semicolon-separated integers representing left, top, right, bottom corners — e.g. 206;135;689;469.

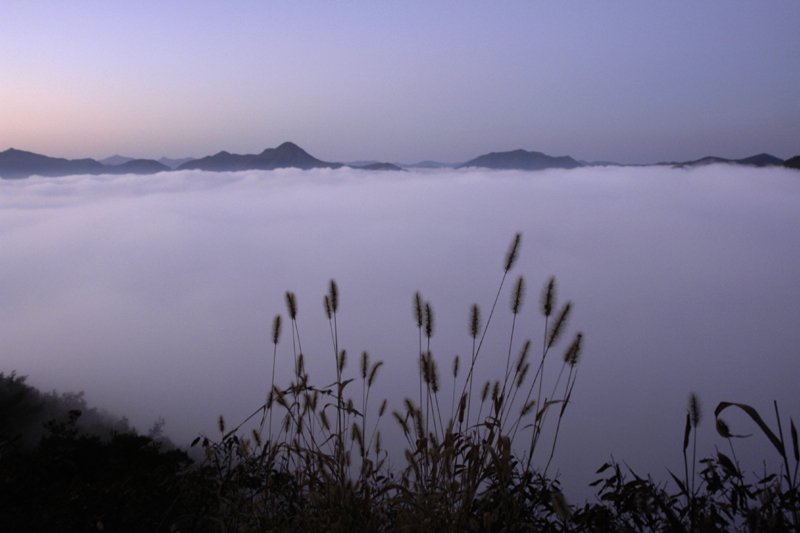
190;233;589;532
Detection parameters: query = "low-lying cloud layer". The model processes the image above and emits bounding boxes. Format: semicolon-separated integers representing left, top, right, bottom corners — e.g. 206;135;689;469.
2;166;798;501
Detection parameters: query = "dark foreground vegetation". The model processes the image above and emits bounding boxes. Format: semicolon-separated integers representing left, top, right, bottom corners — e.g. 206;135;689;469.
2;235;798;531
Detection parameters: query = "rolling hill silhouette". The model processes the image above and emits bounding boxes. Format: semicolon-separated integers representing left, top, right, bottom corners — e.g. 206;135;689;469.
662;153;784;168
0;149;169;178
458;149;582;170
177;142;342;171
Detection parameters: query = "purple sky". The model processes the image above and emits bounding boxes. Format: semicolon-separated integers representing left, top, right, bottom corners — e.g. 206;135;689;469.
1;2;798;164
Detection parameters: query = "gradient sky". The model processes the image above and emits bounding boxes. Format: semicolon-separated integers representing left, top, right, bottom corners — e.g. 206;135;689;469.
1;1;798;164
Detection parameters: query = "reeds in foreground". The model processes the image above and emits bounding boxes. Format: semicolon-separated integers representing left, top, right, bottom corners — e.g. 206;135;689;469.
186;233;592;532
4;235;797;531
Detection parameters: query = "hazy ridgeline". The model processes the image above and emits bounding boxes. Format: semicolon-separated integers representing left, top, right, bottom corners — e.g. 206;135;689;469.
1;165;799;503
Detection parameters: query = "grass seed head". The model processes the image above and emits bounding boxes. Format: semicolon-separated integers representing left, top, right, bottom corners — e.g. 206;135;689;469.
420;354;431;385
323;295;332;319
414;409;425;439
378;398;387;417
689;392;702;428
469;304;481;339
368;361;384;387
352;421;363;449
521;400;535;416
360;351;369;379
481;381;491;403
425;302;434;339
504;233;522;272
272;314;282;345
563;332;583;366
511;275;525;315
547;301;572;349
285;291;297;320
517;363;530;388
430;355;440;393
516;339;531;373
541;276;556;317
404;398;416;414
328;279;339;313
393;411;409;434
413;292;424;329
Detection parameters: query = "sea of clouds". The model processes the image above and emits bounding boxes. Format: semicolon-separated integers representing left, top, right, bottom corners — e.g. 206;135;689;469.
2;165;798;502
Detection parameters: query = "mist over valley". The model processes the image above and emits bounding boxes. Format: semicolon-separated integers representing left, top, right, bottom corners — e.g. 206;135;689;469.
2;164;798;503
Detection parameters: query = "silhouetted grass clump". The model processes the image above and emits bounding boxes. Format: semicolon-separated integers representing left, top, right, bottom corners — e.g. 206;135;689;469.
1;233;797;531
176;233;588;532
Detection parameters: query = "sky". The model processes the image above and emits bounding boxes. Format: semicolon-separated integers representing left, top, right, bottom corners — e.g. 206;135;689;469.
2;165;799;503
1;1;799;164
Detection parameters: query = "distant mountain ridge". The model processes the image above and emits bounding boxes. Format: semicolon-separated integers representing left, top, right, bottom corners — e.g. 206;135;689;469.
661;153;784;168
400;160;457;169
1;144;796;179
0;148;106;179
177;142;342;171
458;149;582;170
101;155;194;169
0;148;171;179
112;159;171;174
100;155;134;166
159;157;195;169
352;162;404;171
784;156;800;170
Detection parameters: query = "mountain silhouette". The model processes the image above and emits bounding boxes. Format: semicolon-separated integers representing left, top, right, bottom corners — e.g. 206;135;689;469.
784;155;800;170
100;155;134;166
177;142;342;171
350;162;405;171
0;148;106;179
662;153;784;168
158;157;195;169
458;149;582;170
107;159;170;174
2;145;793;178
401;160;456;169
0;148;171;178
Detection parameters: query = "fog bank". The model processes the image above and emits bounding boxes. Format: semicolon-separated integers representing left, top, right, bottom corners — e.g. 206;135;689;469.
1;165;798;501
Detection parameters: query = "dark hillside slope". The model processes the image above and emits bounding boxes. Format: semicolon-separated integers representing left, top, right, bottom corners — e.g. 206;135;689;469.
0;148;105;179
783;155;800;170
458;149;581;170
177;142;342;171
665;153;784;168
